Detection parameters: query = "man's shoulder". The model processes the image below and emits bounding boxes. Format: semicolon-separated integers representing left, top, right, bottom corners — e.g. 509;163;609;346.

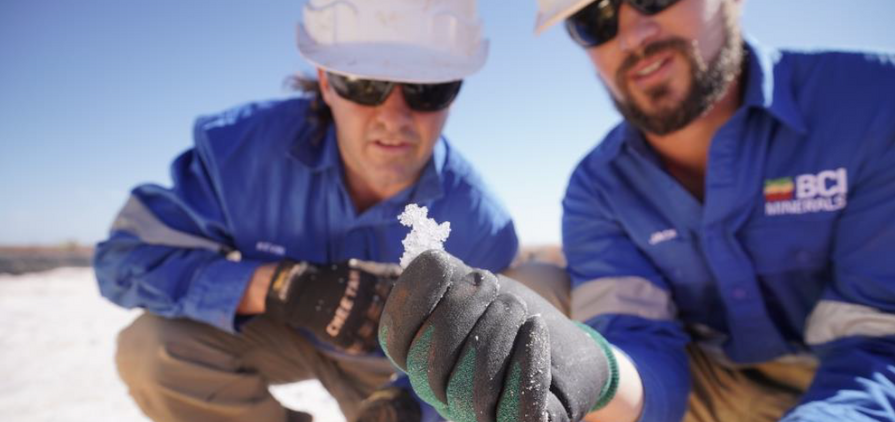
190;97;314;159
775;47;895;151
779;48;895;105
194;97;311;136
779;47;895;72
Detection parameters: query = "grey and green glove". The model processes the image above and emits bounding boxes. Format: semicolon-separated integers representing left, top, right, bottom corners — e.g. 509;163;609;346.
378;250;619;422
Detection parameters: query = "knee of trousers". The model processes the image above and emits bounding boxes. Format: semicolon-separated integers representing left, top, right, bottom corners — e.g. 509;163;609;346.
115;313;234;392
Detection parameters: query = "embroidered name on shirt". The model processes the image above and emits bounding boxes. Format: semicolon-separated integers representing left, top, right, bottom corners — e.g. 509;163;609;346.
649;229;678;245
764;168;847;216
256;241;286;256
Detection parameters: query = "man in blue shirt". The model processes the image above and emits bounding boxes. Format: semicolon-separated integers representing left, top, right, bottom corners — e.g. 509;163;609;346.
94;1;518;422
376;1;895;421
549;0;895;420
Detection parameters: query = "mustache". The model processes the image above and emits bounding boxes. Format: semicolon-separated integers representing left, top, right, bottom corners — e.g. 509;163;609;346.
366;128;421;144
617;37;693;79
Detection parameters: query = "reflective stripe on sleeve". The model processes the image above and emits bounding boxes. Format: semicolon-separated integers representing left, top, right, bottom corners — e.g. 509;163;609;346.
571;276;677;323
805;300;895;345
111;195;226;252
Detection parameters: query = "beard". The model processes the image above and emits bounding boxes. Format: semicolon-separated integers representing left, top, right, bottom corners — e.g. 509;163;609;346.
611;2;744;136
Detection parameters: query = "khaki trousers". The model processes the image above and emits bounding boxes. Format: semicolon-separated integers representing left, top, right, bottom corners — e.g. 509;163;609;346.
116;313;395;422
683;346;816;422
116;261;816;422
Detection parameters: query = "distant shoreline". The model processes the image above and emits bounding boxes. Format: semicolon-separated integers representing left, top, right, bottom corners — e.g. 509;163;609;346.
0;245;94;275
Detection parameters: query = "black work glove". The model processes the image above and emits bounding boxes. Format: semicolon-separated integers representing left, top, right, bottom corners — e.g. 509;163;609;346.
355;386;422;422
378;250;619;422
266;259;401;354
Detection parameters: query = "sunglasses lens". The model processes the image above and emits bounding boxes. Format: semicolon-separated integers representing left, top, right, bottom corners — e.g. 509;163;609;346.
565;0;682;47
628;0;681;15
327;72;393;106
327;72;461;112
401;80;463;112
565;0;620;48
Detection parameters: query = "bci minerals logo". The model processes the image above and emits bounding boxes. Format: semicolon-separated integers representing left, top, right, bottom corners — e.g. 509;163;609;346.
763;168;848;216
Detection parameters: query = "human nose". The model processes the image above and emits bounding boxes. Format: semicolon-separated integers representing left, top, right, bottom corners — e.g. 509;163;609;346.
374;87;413;131
617;3;660;52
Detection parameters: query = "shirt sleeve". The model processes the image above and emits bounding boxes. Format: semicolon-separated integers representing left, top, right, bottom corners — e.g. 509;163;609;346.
562;162;691;422
94;121;262;333
780;124;895;421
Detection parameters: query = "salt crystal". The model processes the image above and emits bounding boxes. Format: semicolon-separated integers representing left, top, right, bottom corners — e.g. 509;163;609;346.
398;204;451;268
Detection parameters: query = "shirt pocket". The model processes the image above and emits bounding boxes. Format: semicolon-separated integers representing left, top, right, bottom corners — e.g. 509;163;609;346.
738;218;834;275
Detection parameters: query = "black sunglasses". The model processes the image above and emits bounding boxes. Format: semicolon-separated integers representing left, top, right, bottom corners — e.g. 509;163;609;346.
565;0;683;48
326;72;463;112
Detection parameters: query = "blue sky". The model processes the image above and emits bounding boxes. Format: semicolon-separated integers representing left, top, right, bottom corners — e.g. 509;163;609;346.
1;0;894;246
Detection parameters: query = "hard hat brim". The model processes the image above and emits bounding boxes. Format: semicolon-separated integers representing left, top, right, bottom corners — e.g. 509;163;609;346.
535;0;598;34
297;24;488;84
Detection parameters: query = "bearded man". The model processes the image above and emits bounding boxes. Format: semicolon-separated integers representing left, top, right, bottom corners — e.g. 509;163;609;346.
376;1;895;421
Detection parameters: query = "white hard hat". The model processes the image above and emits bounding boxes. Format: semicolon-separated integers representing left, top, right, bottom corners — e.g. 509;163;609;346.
534;0;597;34
297;0;489;83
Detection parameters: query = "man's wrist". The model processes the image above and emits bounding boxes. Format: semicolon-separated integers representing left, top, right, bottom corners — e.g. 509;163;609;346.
236;263;276;315
583;345;645;422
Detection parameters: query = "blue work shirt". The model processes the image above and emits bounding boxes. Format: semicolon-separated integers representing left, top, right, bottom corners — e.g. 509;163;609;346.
563;39;895;421
95;97;519;337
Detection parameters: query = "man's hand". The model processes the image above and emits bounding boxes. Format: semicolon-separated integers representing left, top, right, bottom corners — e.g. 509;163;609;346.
378;250;619;422
265;259;401;354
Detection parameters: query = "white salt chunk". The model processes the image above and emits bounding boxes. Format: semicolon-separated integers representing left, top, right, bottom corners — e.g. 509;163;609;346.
398;204;451;268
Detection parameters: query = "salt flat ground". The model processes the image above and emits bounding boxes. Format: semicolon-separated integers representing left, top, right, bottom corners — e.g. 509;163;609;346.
0;267;345;422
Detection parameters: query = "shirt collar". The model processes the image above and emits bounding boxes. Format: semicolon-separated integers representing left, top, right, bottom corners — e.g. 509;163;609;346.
742;36;807;135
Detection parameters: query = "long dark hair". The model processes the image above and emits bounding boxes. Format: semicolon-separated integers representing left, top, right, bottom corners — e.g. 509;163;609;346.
285;73;332;146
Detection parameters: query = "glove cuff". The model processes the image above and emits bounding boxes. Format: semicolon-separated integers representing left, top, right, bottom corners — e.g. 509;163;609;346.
575;322;620;412
265;260;310;322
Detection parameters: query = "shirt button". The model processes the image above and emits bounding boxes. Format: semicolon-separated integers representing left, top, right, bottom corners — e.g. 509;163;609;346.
732;287;748;300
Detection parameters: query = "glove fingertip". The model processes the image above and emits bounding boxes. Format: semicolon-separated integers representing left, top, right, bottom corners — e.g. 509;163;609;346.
496;315;551;422
380;250;459;369
518;316;552;422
